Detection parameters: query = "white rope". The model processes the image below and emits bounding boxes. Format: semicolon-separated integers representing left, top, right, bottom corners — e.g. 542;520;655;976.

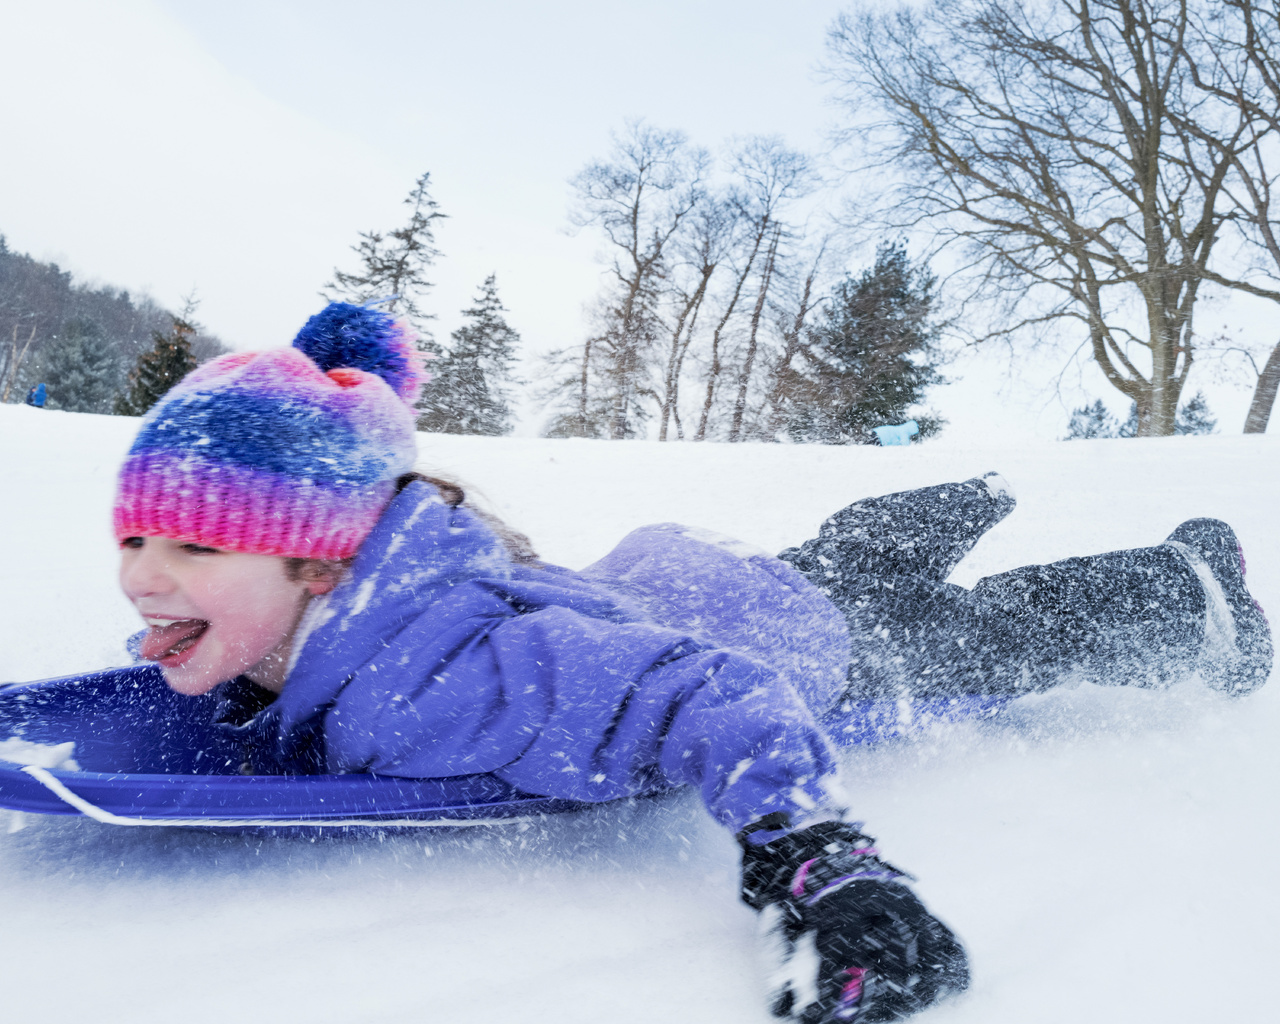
19;765;541;829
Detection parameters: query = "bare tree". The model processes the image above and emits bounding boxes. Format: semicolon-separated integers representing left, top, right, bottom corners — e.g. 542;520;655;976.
728;224;783;441
829;0;1257;436
1188;1;1280;432
567;122;707;439
657;197;734;440
693;222;765;441
538;321;615;439
695;137;814;440
0;323;37;404
764;240;830;436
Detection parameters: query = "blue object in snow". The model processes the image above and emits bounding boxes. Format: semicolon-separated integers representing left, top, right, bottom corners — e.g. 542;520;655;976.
0;664;1006;827
0;665;587;826
872;420;919;446
24;383;46;407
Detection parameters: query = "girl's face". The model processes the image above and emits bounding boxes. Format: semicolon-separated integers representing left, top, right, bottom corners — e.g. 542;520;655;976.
119;537;325;696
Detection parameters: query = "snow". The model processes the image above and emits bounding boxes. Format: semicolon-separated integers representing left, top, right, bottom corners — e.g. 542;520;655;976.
0;738;79;772
1;400;1277;1023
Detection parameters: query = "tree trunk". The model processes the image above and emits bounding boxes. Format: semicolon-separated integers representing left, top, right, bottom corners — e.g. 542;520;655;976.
610;268;648;439
695;221;768;441
695;339;724;442
729;227;780;442
659;269;713;441
1;325;37;405
764;262;819;436
576;336;593;437
0;329;13;404
1137;382;1181;437
667;287;708;441
1135;312;1186;437
1244;339;1280;434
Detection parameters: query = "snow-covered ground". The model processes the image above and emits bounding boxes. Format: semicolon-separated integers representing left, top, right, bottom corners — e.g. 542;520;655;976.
1;401;1277;1024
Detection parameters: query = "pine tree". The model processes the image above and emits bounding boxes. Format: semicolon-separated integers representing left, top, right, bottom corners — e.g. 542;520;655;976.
1175;390;1217;435
1063;399;1120;439
417;275;522;435
781;242;944;444
36;318;124;413
324;172;446;423
114;315;198;416
324;173;444;329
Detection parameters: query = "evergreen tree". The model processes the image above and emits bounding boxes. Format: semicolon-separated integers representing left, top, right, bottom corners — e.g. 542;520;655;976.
1174;390;1217;435
35;318;124;413
114;315;198;416
417;275;522;435
2;235;229;403
1063;399;1119;439
324;172;444;330
781;242;944;444
324;173;446;423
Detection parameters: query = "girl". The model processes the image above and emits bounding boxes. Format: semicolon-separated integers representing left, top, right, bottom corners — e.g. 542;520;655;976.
111;303;1271;1024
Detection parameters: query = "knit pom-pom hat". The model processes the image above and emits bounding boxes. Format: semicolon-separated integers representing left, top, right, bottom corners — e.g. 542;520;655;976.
113;303;426;560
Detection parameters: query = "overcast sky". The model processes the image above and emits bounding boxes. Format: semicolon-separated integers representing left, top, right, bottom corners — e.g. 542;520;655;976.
0;0;1267;437
0;1;839;345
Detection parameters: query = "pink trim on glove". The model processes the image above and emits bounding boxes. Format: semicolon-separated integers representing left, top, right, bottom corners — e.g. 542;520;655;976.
836;966;866;1020
791;859;817;898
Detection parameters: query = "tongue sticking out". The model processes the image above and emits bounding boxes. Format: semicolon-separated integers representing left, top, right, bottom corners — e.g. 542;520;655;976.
139;619;210;662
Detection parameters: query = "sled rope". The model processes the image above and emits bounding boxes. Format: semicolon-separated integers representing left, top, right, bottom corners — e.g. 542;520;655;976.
19;766;543;829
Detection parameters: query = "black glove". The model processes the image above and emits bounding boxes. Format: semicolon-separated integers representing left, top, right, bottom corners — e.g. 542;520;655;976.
739;819;969;1023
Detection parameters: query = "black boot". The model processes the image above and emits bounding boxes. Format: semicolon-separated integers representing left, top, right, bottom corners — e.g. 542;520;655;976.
780;473;1016;583
1164;519;1273;696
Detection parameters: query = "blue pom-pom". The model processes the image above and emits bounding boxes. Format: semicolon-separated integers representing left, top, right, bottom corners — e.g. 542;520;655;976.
292;303;423;402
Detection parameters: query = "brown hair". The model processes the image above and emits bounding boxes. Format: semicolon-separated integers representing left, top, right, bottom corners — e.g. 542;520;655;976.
283;556;351;584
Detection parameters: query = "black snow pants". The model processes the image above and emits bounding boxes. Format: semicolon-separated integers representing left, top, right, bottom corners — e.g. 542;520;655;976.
779;477;1209;700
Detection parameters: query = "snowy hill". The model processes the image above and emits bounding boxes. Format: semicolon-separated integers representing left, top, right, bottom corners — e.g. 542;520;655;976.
0;401;1277;1024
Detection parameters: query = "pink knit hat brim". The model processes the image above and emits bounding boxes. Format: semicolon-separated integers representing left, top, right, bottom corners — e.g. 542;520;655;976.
114;451;393;560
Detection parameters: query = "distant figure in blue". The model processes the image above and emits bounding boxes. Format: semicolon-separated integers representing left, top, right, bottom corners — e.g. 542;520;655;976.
24;383;46;407
63;304;1272;1022
872;420;919;446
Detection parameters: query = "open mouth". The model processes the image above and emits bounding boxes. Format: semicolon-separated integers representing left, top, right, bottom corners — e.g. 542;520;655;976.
139;618;210;665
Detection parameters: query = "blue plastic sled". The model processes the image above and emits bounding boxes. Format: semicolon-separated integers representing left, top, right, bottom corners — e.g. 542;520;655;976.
0;665;1007;828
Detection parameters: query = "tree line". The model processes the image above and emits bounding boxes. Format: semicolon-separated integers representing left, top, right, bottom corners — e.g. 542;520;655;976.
4;161;944;445
528;126;943;443
322;157;945;445
0;236;227;414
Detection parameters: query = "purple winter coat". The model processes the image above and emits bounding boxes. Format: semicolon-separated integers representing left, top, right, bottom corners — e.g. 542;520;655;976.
266;480;852;832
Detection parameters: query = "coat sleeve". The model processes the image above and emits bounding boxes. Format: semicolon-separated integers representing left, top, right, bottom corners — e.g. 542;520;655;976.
321;593;839;833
